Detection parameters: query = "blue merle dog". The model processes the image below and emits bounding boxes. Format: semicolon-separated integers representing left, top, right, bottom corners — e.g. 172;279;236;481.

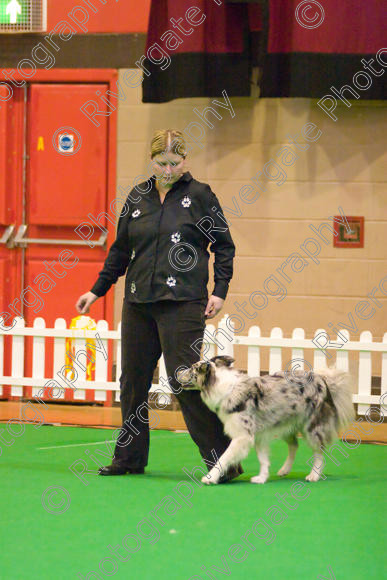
178;356;354;484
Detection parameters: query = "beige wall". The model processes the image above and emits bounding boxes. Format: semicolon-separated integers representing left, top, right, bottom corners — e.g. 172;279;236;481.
113;69;387;368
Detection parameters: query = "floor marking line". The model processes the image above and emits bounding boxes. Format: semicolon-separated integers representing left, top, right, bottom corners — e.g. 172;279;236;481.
37;441;116;450
36;434;183;450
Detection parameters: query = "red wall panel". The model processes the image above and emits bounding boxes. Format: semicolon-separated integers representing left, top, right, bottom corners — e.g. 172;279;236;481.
47;0;151;34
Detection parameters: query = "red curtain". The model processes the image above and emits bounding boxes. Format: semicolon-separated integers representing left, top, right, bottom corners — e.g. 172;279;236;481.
143;0;386;102
261;0;387;97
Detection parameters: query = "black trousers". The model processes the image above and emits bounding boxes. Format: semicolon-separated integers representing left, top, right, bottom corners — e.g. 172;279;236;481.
112;298;232;469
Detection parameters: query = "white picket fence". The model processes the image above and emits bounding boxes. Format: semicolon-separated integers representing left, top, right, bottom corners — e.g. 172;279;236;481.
0;316;386;415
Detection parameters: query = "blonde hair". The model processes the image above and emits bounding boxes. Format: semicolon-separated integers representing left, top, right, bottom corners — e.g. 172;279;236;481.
150;129;187;159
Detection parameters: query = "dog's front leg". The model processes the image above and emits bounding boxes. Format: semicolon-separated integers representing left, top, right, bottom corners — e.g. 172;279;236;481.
251;443;270;484
201;436;253;485
202;464;222;485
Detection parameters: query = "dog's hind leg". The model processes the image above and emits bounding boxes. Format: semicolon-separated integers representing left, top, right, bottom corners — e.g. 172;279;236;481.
304;423;331;481
250;442;270;484
277;434;298;477
202;436;253;485
305;451;325;482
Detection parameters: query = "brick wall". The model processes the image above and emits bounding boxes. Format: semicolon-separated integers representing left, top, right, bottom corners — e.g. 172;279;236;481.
114;70;387;369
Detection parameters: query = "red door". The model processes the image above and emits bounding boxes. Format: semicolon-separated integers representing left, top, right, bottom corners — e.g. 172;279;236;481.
0;84;15;327
1;81;116;403
0;84;23;396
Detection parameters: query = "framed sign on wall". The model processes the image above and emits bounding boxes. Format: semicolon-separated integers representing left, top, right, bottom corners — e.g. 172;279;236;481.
333;216;365;248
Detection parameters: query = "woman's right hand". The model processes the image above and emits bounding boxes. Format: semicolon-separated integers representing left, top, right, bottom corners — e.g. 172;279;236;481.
76;292;99;314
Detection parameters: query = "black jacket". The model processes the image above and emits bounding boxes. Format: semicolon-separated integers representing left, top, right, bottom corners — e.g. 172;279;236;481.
90;172;235;303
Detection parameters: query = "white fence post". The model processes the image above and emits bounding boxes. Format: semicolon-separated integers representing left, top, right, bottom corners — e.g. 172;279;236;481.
358;330;373;415
269;327;282;374
291;327;305;371
72;328;87;401
31;318;46;398
247;326;260;376
94;320;109;402
204;323;217;360
218;314;234;358
53;318;66;400
11;317;25;397
156;355;172;405
335;329;350;372
313;328;329;370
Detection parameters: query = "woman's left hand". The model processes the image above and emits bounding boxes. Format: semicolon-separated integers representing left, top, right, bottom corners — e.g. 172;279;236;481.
205;295;224;319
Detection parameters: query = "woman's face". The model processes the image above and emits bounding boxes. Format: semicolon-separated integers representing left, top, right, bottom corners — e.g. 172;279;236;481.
152;151;186;187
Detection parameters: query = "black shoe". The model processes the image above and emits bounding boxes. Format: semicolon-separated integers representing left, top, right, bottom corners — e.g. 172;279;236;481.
218;464;243;484
127;467;145;474
98;464;145;476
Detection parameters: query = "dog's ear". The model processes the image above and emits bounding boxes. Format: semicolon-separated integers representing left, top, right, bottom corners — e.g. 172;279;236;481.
210;355;235;368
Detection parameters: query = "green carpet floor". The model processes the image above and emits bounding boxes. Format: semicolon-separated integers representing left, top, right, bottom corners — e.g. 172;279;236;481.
0;424;385;580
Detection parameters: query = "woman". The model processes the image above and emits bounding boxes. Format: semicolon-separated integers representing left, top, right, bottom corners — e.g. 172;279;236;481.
76;129;242;481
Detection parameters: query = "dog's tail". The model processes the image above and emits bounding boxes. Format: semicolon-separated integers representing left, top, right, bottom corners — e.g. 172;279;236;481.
317;368;355;430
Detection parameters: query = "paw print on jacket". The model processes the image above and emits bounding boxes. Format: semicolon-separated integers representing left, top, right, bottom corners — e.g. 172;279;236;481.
166;276;176;287
181;196;191;208
171;232;181;243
